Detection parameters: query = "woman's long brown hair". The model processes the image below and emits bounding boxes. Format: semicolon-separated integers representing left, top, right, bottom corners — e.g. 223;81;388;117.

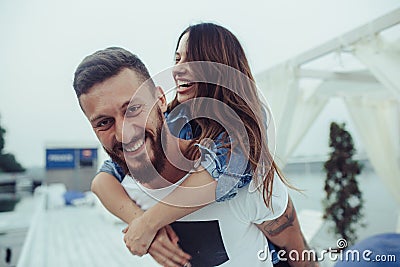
169;23;291;207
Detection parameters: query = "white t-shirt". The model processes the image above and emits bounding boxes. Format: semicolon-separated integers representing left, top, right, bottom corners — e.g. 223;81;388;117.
121;173;288;267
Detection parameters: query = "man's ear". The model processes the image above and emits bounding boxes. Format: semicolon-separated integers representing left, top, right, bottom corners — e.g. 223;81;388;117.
155;86;167;112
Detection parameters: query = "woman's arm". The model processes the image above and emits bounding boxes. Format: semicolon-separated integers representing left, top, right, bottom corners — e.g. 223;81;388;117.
91;172;143;223
92;172;192;266
123;169;217;256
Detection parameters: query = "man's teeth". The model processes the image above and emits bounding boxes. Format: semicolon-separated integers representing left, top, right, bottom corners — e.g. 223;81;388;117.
125;139;144;152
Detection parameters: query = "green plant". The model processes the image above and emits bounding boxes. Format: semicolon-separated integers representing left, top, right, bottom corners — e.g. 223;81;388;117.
0;117;25;173
323;122;364;246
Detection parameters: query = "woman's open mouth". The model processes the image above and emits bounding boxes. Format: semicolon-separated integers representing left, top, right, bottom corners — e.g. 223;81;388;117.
176;80;195;93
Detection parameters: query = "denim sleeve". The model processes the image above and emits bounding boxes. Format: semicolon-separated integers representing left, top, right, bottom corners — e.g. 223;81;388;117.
98;159;125;183
164;107;193;140
195;134;252;202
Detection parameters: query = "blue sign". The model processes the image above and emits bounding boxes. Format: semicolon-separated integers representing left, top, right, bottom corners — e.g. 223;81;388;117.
46;149;76;169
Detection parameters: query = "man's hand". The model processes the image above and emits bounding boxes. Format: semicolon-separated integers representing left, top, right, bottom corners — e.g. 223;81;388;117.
123;220;191;267
148;226;192;267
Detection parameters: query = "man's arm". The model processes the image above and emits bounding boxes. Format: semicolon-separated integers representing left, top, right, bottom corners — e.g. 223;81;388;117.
256;197;319;267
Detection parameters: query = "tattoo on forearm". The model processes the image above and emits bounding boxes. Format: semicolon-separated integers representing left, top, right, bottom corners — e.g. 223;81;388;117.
262;199;295;236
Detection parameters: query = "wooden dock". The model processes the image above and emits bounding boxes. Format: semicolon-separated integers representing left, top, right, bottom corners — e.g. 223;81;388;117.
14;187;159;267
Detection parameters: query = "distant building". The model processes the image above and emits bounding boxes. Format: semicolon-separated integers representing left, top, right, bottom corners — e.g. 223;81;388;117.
45;144;98;192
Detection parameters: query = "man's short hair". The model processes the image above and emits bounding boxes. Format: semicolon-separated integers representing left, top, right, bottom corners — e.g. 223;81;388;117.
73;47;154;98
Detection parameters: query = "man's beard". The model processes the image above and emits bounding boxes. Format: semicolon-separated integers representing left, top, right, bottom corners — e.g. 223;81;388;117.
103;143;129;177
104;107;167;184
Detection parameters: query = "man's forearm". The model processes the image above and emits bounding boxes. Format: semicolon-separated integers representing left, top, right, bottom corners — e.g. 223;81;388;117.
256;197;319;267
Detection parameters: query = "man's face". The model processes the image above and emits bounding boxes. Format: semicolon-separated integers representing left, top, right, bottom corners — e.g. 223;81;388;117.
79;68;168;182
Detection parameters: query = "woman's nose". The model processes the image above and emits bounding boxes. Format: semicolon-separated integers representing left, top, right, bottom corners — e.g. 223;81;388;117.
172;62;188;78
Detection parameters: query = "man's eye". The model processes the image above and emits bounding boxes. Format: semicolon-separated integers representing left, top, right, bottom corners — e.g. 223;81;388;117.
126;104;143;117
95;119;113;129
175;56;181;64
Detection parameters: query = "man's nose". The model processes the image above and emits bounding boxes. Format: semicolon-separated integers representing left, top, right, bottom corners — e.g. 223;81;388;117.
114;117;124;143
121;120;142;145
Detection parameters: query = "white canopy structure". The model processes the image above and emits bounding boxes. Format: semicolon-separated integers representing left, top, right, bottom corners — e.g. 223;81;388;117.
256;8;400;204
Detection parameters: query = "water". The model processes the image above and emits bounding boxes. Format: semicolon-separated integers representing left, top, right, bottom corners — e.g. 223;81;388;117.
0;170;40;267
0;196;35;267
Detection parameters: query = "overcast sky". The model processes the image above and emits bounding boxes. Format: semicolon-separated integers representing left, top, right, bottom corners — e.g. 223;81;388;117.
1;0;399;168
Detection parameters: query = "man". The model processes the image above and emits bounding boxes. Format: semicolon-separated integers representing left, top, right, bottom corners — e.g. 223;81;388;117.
73;47;318;267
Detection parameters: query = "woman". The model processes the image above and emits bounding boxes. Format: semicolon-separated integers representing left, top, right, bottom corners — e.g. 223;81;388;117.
93;23;289;267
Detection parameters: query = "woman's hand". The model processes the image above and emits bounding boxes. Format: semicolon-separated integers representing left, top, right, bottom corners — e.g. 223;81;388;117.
123;216;158;256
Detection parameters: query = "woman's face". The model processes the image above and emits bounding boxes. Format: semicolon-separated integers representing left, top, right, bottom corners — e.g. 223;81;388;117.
173;32;197;103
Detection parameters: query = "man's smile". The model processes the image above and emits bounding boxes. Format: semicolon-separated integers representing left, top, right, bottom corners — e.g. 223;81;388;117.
124;139;144;153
